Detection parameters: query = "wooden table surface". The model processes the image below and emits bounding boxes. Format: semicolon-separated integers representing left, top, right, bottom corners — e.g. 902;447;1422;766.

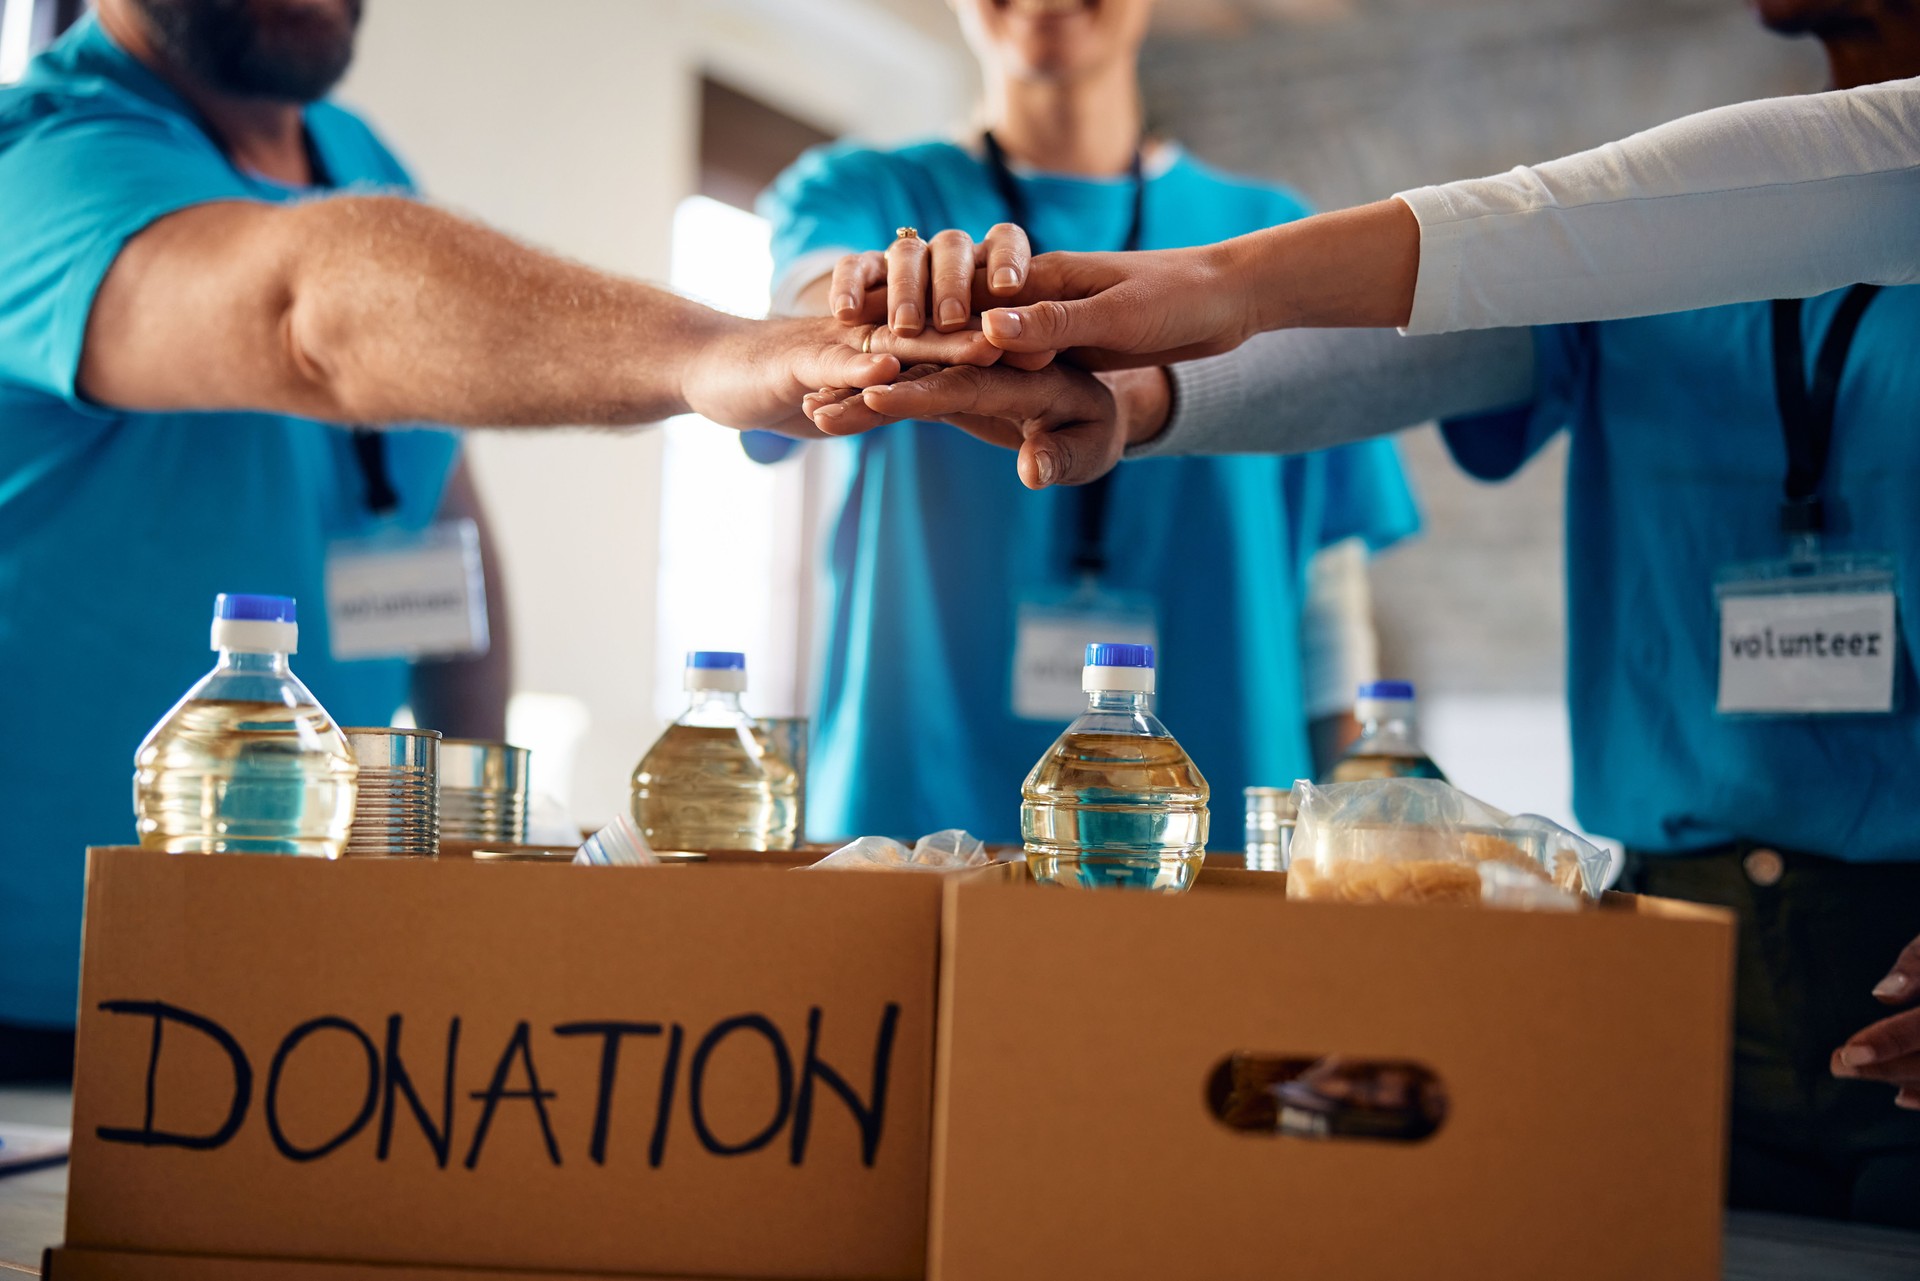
6;1087;1920;1279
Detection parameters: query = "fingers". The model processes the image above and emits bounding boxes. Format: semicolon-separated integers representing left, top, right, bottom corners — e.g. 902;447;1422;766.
829;251;886;323
982;290;1134;355
807;364;941;436
860;362;1085;424
1832;1007;1920;1083
802;386;867;435
1017;416;1124;490
1901;1088;1920;1111
869;324;1004;368
791;344;900;395
859;363;1124;491
928;229;976;332
1002;348;1058;372
886;233;930;336
1874;935;1920;1005
981;222;1032;295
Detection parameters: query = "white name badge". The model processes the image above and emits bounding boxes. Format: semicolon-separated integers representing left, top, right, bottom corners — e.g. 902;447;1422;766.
1715;554;1899;716
325;519;489;661
1012;589;1158;722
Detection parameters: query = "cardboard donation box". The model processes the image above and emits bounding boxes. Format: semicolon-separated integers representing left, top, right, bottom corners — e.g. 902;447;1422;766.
57;847;941;1281
930;872;1737;1281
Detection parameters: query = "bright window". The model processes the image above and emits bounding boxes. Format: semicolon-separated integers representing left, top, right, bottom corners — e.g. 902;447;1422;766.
655;195;810;721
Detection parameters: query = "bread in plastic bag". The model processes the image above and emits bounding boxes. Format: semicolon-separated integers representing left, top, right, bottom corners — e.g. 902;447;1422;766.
1286;778;1615;909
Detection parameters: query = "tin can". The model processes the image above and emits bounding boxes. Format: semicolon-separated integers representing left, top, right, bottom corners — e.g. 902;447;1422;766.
1244;785;1296;873
438;739;530;845
343;727;440;859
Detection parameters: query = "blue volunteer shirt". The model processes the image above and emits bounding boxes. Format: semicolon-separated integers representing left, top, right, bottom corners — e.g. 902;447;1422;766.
0;17;461;1026
1444;290;1920;860
755;140;1420;843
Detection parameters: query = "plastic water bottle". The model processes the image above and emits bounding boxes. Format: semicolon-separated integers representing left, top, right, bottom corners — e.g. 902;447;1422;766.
134;594;358;857
1020;643;1209;891
630;652;799;852
1326;680;1448;783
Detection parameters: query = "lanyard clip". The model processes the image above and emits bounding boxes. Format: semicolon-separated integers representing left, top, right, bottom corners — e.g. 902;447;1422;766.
1779;496;1825;565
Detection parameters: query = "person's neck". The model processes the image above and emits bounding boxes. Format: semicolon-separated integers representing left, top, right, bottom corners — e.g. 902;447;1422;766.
984;61;1142;177
97;1;312;185
1821;25;1920;90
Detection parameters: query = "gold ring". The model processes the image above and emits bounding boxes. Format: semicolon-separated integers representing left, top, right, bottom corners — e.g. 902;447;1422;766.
894;226;920;242
860;324;877;355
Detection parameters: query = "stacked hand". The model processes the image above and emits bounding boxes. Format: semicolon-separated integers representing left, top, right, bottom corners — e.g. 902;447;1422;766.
799;223;1239;487
806;360;1172;491
824;222;1258;366
791;203;1421;484
682;315;1022;438
1833;933;1920;1110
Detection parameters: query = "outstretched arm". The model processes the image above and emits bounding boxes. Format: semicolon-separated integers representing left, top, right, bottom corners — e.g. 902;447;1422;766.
803;324;1533;489
80;196;1004;435
855;78;1920;364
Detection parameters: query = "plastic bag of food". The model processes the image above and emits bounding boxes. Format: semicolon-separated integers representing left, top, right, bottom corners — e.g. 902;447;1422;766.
1286;778;1616;909
808;828;989;872
573;811;659;866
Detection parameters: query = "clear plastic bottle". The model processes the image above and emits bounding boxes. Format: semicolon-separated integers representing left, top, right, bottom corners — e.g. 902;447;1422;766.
134;594;358;857
1326;680;1448;783
630;652;799;852
1021;643;1209;892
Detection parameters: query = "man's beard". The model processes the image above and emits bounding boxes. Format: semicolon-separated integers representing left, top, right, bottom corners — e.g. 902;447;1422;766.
132;0;363;102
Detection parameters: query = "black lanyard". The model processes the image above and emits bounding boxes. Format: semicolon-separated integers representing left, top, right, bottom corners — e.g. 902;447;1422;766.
981;130;1144;580
304;132;400;518
1770;285;1880;538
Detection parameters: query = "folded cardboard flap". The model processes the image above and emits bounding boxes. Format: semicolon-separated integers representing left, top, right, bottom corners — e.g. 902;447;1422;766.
70;848;941;1281
931;873;1736;1281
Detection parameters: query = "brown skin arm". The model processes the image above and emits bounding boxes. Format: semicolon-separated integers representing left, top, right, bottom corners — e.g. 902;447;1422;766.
78;197;1006;435
835;199;1421;370
408;456;512;740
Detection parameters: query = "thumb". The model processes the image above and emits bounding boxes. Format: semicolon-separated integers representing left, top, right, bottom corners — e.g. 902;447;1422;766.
982;291;1134;354
1874;935;1920;1005
1018;419;1123;490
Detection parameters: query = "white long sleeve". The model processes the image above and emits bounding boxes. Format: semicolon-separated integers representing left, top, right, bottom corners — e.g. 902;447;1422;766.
1397;77;1920;334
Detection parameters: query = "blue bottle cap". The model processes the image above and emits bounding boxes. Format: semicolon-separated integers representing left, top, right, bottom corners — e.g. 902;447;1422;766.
214;593;296;623
1085;642;1155;669
687;651;747;670
1358;680;1415;700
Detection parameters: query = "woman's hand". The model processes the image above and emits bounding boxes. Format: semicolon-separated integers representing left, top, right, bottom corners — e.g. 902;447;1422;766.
827;223;1259;370
803;362;1171;489
829;200;1423;367
1833;932;1920;1110
829;223;1035;333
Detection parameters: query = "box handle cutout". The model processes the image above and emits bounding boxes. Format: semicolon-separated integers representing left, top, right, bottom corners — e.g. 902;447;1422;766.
1206;1052;1448;1143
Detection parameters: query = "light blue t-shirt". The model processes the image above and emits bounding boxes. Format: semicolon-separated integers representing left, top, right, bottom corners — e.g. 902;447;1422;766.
1444;290;1920;860
753;140;1420;844
0;18;461;1026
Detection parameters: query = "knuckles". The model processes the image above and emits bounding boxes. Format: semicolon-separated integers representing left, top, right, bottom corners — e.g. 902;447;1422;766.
930;229;972;256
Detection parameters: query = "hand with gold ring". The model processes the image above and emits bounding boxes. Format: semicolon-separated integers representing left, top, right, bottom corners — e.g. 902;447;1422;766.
828;223;1036;336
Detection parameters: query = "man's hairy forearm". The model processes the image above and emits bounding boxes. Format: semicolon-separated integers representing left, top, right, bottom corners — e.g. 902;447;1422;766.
283;196;732;427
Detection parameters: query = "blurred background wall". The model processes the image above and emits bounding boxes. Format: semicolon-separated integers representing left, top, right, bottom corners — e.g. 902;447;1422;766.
1137;0;1820;822
0;0;1832;834
331;0;977;826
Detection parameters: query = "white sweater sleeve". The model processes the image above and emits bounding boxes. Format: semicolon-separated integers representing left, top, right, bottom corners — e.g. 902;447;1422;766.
1397;77;1920;334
